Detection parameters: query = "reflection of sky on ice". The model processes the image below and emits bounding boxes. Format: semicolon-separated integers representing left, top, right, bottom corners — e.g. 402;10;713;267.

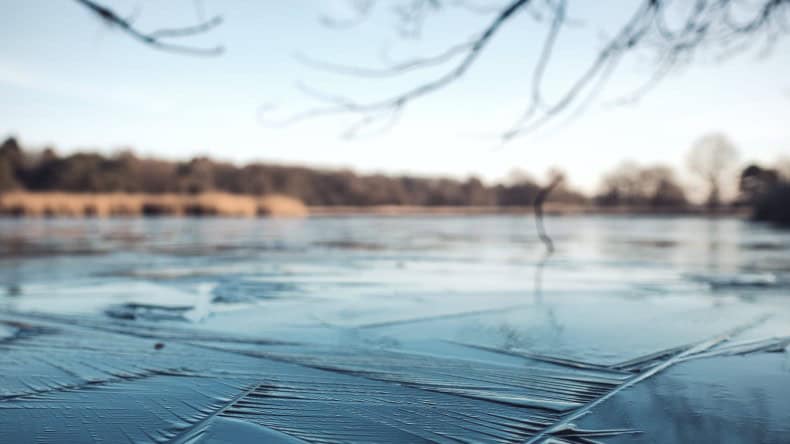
2;215;789;361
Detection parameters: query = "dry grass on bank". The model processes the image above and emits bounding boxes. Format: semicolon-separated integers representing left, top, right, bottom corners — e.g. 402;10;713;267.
0;192;308;218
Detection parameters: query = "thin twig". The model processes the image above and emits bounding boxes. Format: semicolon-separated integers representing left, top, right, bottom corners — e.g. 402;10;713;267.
287;0;790;139
269;0;533;129
74;0;223;56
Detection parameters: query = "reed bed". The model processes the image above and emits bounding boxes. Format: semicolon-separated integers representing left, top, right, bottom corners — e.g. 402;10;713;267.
0;192;308;218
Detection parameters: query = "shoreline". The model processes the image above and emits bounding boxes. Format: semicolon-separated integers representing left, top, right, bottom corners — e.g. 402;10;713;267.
308;204;747;217
0;192;749;218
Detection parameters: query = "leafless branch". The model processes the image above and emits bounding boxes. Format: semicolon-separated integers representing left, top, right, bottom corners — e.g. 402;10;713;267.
74;0;223;56
393;0;443;38
284;0;790;139
266;0;533;134
294;39;476;78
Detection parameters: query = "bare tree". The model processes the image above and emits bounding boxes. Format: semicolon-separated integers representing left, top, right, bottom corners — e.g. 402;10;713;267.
596;161;687;208
687;132;739;209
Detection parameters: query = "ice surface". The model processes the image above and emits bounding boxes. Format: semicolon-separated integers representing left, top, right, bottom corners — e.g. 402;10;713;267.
1;215;789;442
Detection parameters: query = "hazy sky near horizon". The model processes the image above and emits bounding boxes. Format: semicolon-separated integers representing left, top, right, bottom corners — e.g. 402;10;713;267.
1;0;789;192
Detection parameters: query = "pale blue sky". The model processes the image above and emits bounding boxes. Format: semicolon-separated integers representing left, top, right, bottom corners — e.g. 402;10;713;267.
1;0;788;192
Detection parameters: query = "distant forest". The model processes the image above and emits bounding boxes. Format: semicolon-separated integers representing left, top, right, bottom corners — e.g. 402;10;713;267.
1;136;788;225
0;137;590;207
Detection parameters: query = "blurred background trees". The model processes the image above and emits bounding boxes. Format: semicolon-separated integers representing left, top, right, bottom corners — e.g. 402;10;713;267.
738;163;790;225
4;135;788;225
595;162;688;208
687;133;739;209
0;137;586;207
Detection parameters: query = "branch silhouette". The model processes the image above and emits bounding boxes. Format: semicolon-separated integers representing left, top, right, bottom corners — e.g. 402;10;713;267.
74;0;223;56
70;0;790;134
281;0;789;138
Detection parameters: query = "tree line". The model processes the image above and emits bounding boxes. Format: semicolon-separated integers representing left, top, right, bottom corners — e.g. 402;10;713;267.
1;136;788;225
0;137;586;207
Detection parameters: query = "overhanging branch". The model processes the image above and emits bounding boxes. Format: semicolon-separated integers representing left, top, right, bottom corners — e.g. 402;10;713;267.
74;0;224;56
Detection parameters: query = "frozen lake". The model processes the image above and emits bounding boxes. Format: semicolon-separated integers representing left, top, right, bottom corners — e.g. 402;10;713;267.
1;215;789;443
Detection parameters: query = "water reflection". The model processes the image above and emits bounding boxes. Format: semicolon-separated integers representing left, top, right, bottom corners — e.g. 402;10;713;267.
532;248;564;342
1;215;789;350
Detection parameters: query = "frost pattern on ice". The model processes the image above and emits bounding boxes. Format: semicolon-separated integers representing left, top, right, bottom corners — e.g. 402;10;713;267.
1;312;783;443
